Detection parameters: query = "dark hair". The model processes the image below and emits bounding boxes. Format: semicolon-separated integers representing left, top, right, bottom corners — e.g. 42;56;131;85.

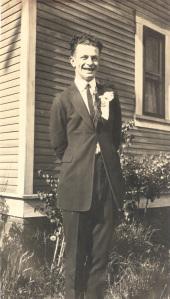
69;33;103;56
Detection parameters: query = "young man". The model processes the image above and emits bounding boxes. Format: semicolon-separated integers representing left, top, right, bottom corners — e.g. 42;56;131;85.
50;34;124;299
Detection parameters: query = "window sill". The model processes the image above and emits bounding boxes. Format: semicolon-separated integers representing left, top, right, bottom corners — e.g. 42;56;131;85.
135;114;170;131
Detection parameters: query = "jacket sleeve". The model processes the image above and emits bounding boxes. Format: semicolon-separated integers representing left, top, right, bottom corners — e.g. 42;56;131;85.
110;93;122;151
49;96;67;160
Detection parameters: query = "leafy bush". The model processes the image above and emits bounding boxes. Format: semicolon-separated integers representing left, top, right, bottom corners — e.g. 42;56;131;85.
121;153;170;210
0;198;8;234
120;121;170;216
37;169;65;274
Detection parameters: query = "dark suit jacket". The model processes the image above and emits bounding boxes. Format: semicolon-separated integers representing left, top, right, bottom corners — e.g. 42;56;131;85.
50;82;124;212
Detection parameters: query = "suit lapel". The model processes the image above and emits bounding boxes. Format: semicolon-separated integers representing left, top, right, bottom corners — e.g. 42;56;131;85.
69;82;94;129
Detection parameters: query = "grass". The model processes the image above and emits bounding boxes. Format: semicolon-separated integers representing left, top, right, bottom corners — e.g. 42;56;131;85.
106;222;170;299
0;222;65;298
0;221;170;298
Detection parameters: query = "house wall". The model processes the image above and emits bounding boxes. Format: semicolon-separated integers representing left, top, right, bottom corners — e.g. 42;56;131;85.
0;0;38;218
126;0;170;27
34;0;170;193
0;0;22;194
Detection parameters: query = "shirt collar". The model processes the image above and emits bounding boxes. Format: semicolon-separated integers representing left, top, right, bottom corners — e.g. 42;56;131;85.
75;76;96;93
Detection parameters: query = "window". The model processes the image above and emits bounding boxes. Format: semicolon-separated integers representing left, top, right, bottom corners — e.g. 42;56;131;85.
143;27;165;118
135;16;170;131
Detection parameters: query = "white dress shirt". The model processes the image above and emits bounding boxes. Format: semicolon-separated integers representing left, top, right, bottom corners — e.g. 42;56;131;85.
74;76;100;154
75;77;97;113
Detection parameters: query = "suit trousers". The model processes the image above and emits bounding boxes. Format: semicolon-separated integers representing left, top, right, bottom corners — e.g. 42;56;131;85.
62;154;115;299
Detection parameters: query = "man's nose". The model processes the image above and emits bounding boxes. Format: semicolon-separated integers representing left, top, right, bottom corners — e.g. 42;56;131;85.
86;57;93;64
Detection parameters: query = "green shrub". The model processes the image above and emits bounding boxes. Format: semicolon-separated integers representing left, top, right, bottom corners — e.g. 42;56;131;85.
120;121;170;213
0;198;8;235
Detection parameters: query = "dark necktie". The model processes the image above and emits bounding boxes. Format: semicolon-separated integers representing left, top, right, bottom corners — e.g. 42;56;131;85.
86;84;95;118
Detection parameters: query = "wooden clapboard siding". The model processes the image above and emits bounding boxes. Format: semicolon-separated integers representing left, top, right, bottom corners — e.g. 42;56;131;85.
34;0;170;193
0;0;21;194
0;169;17;177
0;79;20;91
0;184;17;193
130;128;170;152
0;162;18;171
0;100;19;111
126;0;170;27
1;0;21;13
0;64;20;77
0;71;20;83
0;116;19;127
1;6;21;21
0;131;18;140
0;124;19;134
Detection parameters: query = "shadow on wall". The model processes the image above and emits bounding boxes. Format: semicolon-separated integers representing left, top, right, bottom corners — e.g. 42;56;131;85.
1;0;21;71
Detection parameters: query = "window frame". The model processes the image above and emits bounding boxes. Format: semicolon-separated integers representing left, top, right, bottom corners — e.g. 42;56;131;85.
135;16;170;131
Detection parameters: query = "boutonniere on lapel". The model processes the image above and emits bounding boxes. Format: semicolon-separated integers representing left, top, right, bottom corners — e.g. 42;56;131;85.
94;83;115;124
99;90;114;120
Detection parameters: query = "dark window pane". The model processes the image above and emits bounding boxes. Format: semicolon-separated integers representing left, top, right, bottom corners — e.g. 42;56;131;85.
144;79;164;116
145;37;159;73
143;26;165;118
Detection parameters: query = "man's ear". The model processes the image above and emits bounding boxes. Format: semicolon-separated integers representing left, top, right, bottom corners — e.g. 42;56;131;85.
69;56;76;68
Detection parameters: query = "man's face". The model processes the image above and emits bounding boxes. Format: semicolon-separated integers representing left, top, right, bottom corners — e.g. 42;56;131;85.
70;44;100;82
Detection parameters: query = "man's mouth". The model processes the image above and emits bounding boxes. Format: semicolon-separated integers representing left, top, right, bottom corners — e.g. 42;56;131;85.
83;67;95;71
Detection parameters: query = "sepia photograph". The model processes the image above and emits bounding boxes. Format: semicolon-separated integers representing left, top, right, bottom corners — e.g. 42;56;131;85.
0;0;170;298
